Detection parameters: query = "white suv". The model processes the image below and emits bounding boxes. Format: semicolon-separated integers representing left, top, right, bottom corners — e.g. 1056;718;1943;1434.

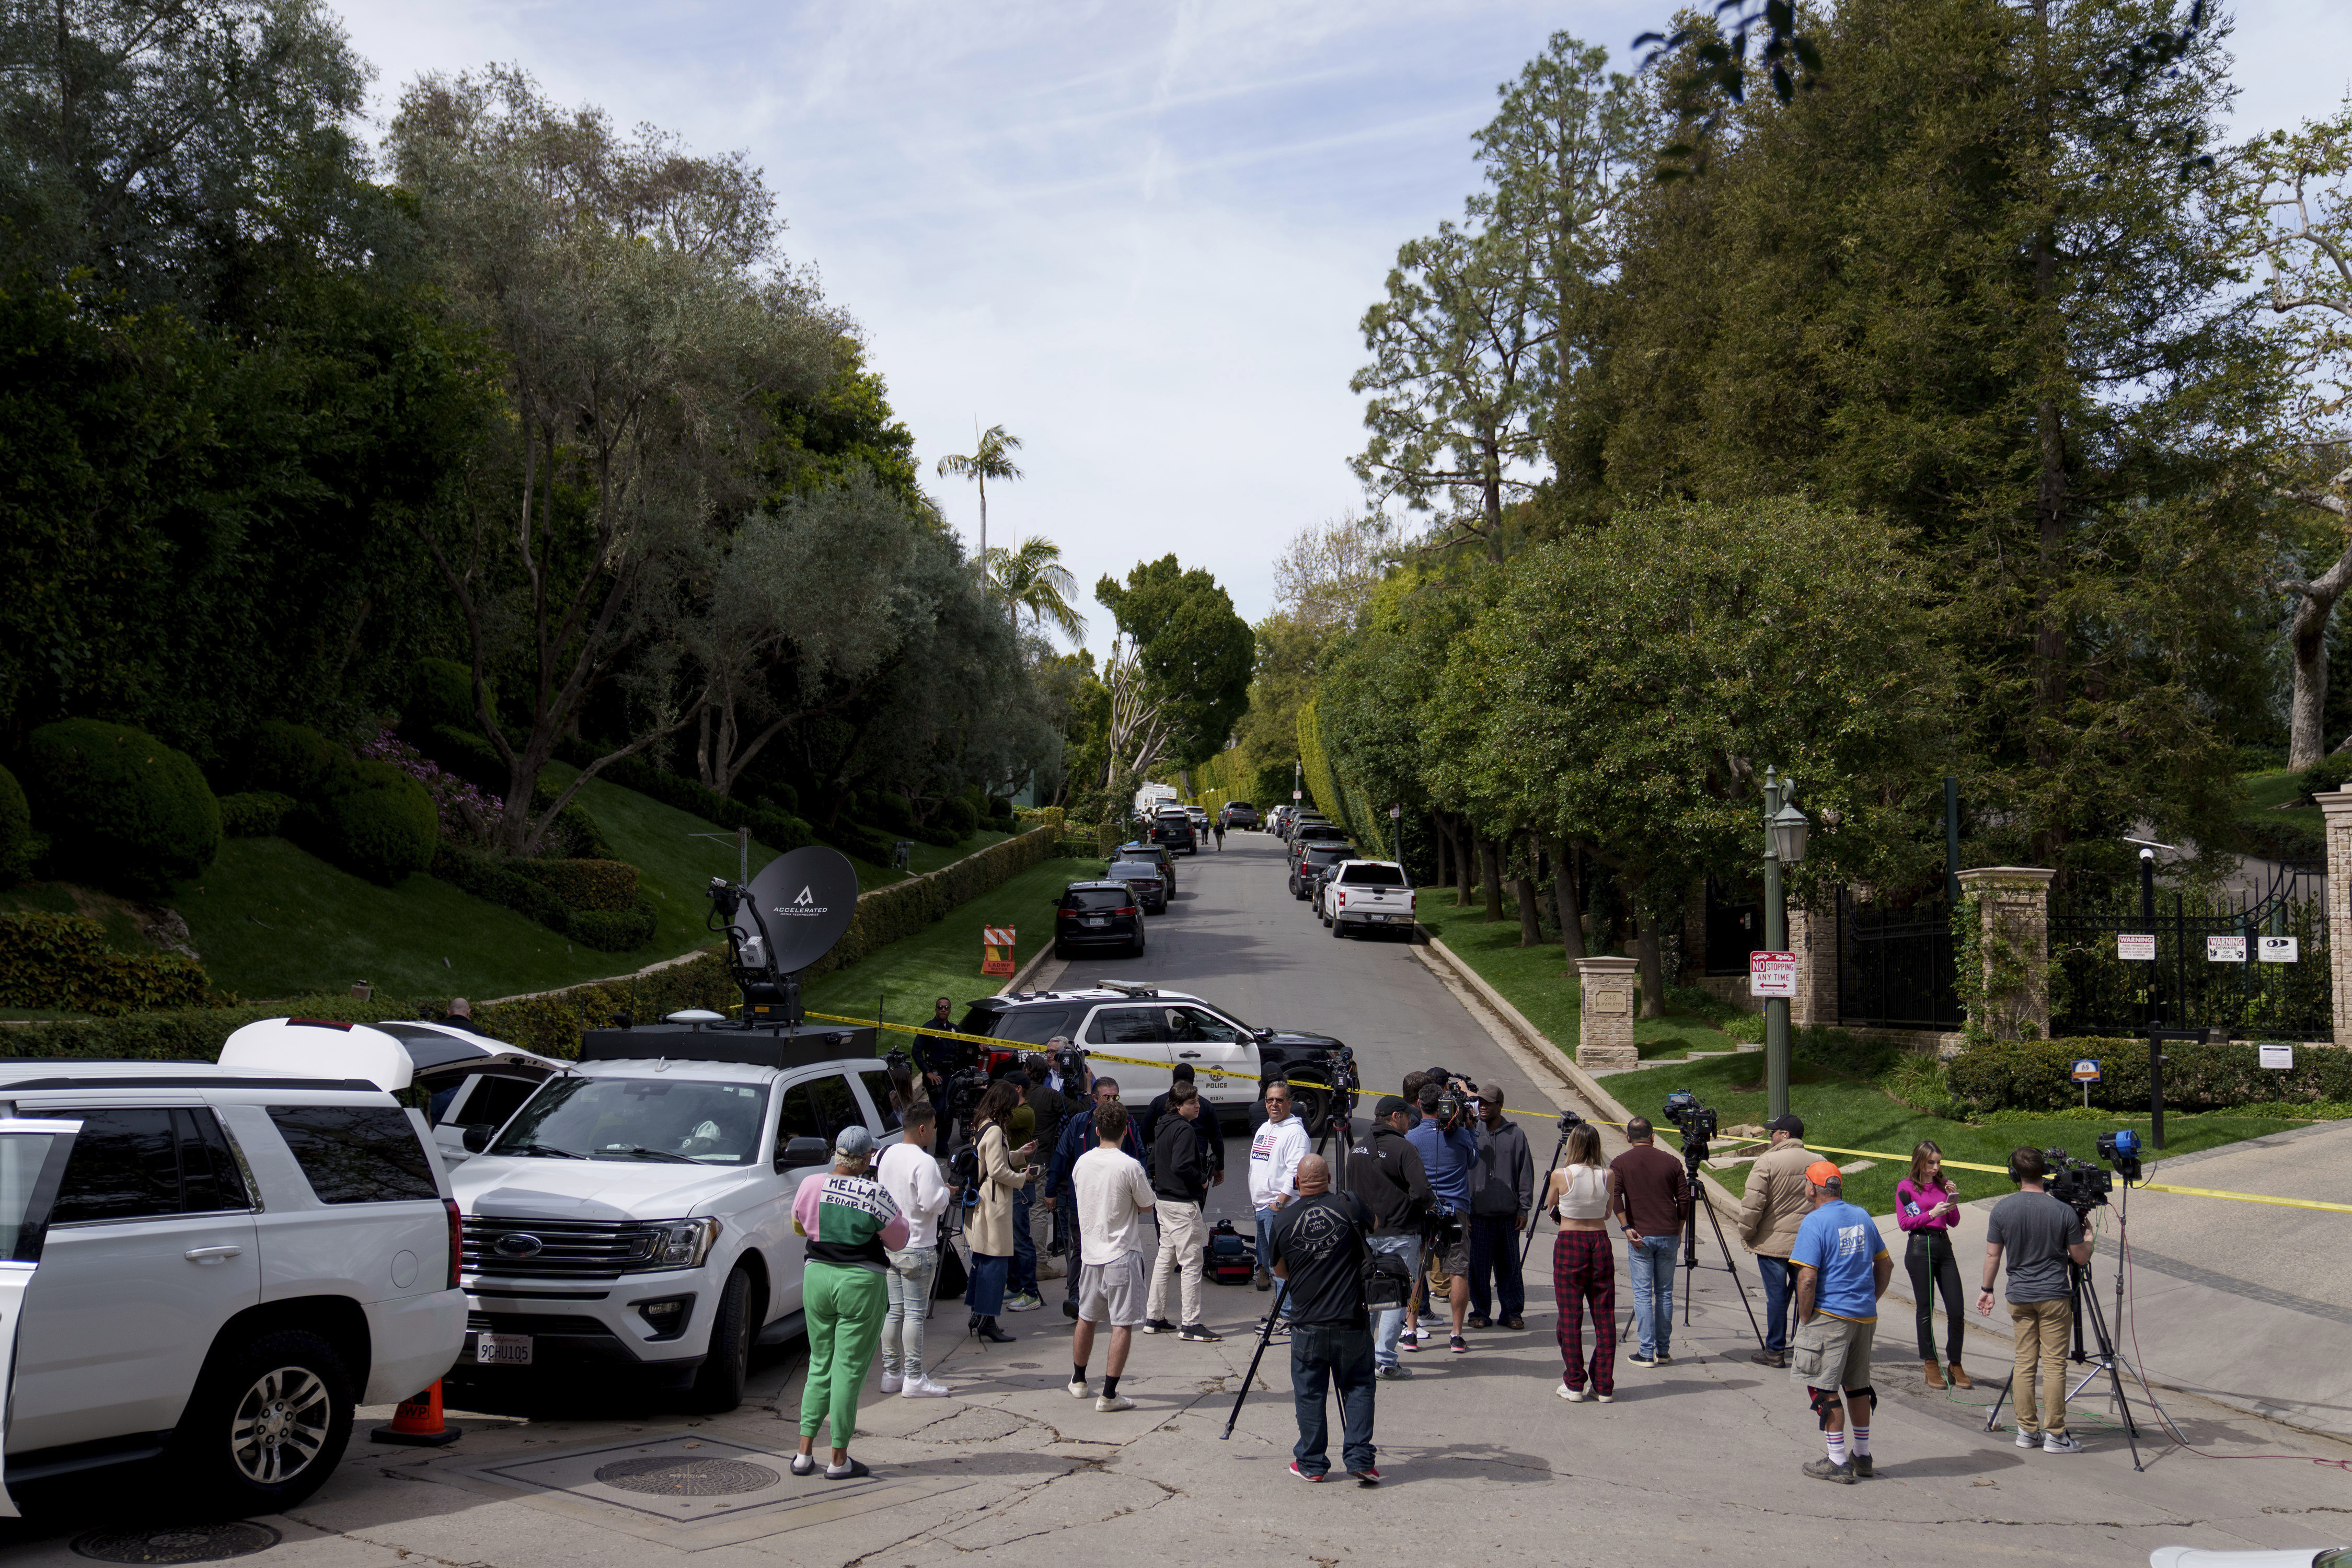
0;1051;467;1514
441;1020;900;1413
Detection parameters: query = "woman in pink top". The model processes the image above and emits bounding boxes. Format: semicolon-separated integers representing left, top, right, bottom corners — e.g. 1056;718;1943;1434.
1896;1139;1971;1390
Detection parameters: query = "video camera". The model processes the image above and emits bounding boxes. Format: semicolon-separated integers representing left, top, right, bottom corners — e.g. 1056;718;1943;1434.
1049;1043;1089;1085
1662;1091;1719;1162
2015;1146;2113;1214
942;1066;989;1136
1423;1065;1477;1131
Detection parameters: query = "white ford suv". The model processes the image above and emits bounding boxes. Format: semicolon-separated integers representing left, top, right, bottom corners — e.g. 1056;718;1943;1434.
440;1018;899;1413
0;1044;468;1515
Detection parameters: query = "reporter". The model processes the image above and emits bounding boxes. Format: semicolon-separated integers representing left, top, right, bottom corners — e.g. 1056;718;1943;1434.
1897;1139;1970;1390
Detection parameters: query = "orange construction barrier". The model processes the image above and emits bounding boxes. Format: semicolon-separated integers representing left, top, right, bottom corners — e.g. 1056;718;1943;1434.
370;1379;463;1447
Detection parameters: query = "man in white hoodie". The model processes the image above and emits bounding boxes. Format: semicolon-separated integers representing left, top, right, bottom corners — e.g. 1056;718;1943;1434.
1249;1082;1310;1305
875;1101;953;1397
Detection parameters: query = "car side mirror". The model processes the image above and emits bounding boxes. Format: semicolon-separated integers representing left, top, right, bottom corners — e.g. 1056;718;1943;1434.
777;1135;829;1172
462;1124;494;1153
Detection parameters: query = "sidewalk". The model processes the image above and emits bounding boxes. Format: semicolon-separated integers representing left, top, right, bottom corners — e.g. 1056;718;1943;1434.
1873;1117;2352;1439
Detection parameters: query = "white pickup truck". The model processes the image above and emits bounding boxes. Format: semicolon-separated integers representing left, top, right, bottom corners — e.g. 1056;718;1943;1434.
1318;859;1417;939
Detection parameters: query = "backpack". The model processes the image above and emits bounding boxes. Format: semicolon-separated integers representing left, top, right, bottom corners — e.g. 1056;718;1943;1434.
1361;1236;1414;1311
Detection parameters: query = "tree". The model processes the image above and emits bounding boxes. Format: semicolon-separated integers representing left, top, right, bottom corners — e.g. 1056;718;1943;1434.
388;67;838;855
1094;556;1254;773
936;423;1023;562
984;535;1087;642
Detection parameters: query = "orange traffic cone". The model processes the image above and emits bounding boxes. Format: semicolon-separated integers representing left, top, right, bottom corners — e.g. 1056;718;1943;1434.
370;1380;463;1446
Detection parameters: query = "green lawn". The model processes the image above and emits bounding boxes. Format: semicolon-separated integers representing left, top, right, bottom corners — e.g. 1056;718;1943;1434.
2237;766;2322;861
801;856;1106;1037
1415;890;2315;1216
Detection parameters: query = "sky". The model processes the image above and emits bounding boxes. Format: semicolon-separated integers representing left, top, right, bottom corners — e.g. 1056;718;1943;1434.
329;1;2352;664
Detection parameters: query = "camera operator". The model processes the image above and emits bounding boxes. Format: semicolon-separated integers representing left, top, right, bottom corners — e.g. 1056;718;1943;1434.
1467;1083;1533;1331
1977;1147;2093;1454
1609;1117;1689;1368
1269;1155;1380;1484
1346;1094;1434;1379
1407;1080;1478;1354
1047;1071;1142;1320
1736;1114;1813;1369
1790;1162;1892;1483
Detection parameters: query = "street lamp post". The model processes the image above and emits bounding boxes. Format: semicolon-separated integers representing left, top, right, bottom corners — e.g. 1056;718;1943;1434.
1761;768;1811;1121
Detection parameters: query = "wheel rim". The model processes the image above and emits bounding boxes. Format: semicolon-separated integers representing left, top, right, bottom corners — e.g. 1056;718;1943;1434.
228;1366;332;1486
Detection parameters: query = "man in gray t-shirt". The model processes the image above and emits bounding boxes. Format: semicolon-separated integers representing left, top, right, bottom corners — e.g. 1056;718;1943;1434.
1977;1149;2093;1451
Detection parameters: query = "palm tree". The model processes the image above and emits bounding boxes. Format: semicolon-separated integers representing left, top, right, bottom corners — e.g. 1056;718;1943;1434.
935;423;1024;561
984;535;1087;641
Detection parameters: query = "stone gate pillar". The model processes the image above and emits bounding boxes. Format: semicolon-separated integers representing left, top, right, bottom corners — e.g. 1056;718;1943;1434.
1788;902;1838;1029
1955;867;2056;1041
1575;955;1641;1071
2317;790;2352;1048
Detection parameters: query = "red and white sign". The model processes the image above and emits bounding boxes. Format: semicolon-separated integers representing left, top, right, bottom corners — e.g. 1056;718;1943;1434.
1749;950;1797;998
2117;933;2156;961
982;926;1017;977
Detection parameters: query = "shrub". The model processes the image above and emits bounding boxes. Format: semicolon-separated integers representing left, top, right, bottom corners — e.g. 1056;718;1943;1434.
509;858;640;911
588;755;813;857
21;719;221;893
432;846;654;952
317;760;439;884
543;801;614;862
409;657;498;733
419;724;508;796
560;897;659;952
0;912;211;1016
874;793;916;833
938;796;979;837
0;763;31;884
1717;1010;1766;1044
219;791;296;837
245;720;341;799
2298;753;2352;801
361;728;503;843
1947;1036;2352;1113
432;843;569;928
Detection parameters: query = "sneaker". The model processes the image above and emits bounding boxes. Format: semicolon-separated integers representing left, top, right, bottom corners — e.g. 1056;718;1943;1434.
901;1376;950;1399
1180;1323;1224;1342
1558;1383;1586;1402
2043;1431;2084;1454
790;1453;817;1477
1375;1364;1410;1380
1595;1393;1613;1403
1348;1467;1381;1486
1803;1456;1857;1485
1287;1460;1324;1482
1449;1335;1469;1354
1068;1378;1090;1399
1255;1267;1273;1291
1402;1331;1424;1353
878;1371;903;1394
2016;1429;2041;1449
823;1457;870;1481
1852;1454;1875;1478
1004;1292;1043;1312
1096;1393;1135;1413
1039;1261;1066;1279
1466;1313;1492;1330
1627;1352;1657;1368
1502;1316;1526;1331
1062;1300;1079;1321
1654;1353;1674;1366
1142;1318;1178;1335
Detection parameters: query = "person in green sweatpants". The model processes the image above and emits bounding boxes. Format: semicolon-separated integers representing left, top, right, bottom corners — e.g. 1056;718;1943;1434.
790;1124;909;1480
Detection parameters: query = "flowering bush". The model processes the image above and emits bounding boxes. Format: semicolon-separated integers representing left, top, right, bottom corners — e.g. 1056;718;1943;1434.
361;728;502;843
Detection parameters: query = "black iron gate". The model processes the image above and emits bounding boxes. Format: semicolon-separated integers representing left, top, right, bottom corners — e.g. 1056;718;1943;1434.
2048;871;2329;1040
1836;891;1961;1031
1704;875;1761;977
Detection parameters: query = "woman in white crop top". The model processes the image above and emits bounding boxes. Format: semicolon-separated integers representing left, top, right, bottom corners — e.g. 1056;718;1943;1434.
1544;1123;1617;1401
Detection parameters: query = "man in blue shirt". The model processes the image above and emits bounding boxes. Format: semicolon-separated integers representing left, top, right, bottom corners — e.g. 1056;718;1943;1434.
1405;1081;1479;1353
1789;1161;1893;1484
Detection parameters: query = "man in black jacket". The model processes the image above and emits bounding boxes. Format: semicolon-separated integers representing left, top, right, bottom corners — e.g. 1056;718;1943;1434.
1346;1096;1433;1379
1139;1063;1225;1187
1142;1082;1220;1341
1023;1053;1074;1279
1467;1083;1536;1330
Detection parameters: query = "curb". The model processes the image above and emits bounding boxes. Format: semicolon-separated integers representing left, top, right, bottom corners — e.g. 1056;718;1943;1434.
998;935;1061;996
1417;931;1743;1221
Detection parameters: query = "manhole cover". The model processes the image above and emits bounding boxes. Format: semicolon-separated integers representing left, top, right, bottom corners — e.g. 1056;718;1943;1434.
73;1525;282;1564
593;1456;780;1496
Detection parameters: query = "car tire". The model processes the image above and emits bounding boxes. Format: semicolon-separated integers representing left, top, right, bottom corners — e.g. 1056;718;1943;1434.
1330;914;1345;938
171;1328;355;1516
1289;1086;1331;1138
688;1267;755;1413
1054;940;1073;959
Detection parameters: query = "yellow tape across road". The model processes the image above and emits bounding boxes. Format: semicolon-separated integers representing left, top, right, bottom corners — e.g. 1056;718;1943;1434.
799;1009;2348;1214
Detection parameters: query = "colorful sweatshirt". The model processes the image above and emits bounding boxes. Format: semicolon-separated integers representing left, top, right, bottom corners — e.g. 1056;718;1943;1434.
793;1171;910;1273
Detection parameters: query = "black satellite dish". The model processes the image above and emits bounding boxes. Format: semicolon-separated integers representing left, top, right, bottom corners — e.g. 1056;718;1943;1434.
734;846;860;976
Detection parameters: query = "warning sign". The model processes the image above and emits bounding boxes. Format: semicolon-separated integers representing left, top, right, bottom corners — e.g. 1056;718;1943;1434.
2207;935;2246;963
1748;950;1797;998
982;926;1017;977
2117;933;2156;961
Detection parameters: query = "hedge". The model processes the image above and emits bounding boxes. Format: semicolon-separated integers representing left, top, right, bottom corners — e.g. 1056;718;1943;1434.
1947;1036;2352;1113
316;760;438;884
801;823;1064;982
220;791;296;837
0;763;31;883
431;845;653;952
509;859;639;911
0;912;212;1016
409;657;498;733
585;752;815;856
22;719;223;893
243;721;341;799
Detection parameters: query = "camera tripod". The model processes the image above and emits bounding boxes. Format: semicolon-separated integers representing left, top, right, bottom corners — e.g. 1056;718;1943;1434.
1619;1136;1766;1352
1978;1186;2171;1473
1520;1120;1574;1270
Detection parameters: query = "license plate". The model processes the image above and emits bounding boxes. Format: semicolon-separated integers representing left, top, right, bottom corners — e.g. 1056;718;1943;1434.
474;1332;533;1366
1084;916;1106;927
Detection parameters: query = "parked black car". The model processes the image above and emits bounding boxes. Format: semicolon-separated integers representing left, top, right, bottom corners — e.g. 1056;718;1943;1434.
1150;810;1197;856
1221;801;1260;829
1105;856;1169;914
1053;881;1147;959
1116;840;1179;894
1291;840;1357;902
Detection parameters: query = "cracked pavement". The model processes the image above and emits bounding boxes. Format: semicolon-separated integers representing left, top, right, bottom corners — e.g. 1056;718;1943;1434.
3;835;2346;1567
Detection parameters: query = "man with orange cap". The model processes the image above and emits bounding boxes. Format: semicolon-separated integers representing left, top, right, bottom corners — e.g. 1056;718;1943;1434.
1787;1160;1892;1484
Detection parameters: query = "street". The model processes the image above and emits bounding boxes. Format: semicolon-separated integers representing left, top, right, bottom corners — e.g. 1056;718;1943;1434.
8;832;2351;1568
